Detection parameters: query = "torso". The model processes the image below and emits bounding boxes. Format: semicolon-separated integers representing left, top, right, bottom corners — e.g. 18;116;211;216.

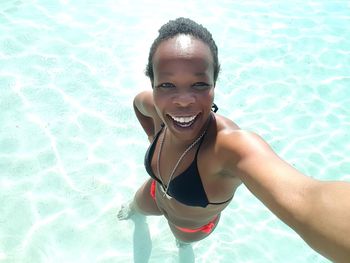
147;113;242;228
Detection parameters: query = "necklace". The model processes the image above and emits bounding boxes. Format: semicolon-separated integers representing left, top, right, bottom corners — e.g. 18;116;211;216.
156;116;211;198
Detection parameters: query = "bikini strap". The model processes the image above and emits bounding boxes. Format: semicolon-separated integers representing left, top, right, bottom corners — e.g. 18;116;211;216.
149;123;164;144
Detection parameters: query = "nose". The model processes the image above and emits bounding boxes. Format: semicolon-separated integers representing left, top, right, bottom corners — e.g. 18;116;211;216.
173;92;195;107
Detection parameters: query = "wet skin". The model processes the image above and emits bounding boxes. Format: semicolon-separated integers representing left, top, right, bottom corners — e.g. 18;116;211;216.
133;35;242;242
129;32;350;262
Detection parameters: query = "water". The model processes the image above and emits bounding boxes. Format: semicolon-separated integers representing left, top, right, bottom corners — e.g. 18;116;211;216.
0;0;349;262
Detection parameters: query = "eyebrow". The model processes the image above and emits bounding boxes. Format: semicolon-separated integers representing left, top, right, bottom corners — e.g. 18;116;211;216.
194;72;207;76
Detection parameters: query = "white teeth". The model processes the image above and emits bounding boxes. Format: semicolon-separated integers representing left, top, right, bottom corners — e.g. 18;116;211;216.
171;115;196;123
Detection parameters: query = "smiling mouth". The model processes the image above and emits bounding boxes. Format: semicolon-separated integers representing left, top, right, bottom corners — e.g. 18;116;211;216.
167;114;199;128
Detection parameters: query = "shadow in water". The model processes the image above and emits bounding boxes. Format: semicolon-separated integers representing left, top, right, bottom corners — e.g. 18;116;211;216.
131;214;152;263
178;243;195;263
131;213;196;263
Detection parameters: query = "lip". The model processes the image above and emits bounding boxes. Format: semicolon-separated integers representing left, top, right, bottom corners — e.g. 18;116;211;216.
166;113;200;122
166;112;201;130
167;113;200;118
168;113;198;122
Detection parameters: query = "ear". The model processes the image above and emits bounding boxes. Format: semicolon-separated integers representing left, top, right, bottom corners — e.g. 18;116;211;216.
212;103;218;113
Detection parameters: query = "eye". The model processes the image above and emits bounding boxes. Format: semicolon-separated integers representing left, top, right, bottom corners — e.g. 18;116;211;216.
192;82;211;90
156;82;175;89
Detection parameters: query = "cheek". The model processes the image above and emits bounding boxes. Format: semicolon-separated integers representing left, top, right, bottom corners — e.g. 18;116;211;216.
153;90;163;106
152;91;166;116
152;100;164;120
209;88;215;101
200;89;215;106
153;89;175;107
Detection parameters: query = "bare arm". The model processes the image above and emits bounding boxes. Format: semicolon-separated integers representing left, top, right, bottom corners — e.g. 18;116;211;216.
224;131;350;262
133;90;162;141
298;181;350;263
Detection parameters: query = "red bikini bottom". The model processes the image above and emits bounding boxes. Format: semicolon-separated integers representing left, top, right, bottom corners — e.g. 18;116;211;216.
150;180;218;234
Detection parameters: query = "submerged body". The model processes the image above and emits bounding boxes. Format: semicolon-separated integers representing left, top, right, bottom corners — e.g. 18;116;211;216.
118;18;350;263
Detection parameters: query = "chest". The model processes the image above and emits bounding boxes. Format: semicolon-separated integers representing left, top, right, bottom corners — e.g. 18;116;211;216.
146;130;240;205
150;137;210;187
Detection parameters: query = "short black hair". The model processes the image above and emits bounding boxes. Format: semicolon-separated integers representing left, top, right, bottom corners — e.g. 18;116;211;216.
145;17;220;85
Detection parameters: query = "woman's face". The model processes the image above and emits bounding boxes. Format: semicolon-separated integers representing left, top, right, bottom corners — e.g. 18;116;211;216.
152;34;215;141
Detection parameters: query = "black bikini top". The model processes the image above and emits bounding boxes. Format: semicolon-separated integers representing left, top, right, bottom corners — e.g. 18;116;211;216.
144;105;233;208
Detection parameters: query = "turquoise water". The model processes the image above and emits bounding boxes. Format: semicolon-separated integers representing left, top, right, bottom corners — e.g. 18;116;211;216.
0;0;349;262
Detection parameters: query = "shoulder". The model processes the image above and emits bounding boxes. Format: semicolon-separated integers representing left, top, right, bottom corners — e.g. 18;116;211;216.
133;90;155;116
134;90;162;123
213;114;268;153
213;115;274;171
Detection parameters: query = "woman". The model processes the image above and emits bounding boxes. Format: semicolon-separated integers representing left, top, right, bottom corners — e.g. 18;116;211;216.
118;17;350;262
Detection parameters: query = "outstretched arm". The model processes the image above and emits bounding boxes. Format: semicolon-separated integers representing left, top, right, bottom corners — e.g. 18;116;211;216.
224;130;350;263
297;180;350;263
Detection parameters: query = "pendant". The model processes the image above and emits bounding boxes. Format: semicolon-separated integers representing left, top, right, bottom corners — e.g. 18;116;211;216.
161;186;172;199
164;192;172;199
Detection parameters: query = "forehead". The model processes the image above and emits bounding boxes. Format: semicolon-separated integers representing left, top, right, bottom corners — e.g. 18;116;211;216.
153;35;213;68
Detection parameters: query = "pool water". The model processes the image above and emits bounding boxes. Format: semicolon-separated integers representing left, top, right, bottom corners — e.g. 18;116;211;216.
0;0;349;262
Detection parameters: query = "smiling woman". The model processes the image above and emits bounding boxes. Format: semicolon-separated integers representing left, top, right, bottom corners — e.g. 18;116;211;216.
1;0;349;261
117;17;350;263
118;17;241;252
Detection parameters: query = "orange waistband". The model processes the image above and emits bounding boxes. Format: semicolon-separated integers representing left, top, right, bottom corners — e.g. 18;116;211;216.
175;215;219;234
150;180;219;234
